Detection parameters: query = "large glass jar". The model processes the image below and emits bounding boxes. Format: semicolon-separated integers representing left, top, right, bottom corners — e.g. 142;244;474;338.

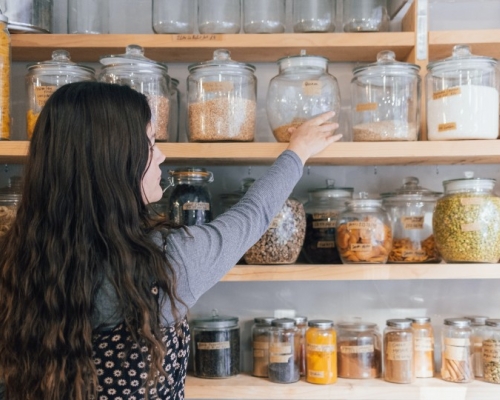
463;315;489;378
483;318;500;384
0;176;22;238
243;0;285;33
441;318;473;383
305;319;337;384
303;180;353;264
382;177;441;263
267;50;341;142
26;50;95;140
168;77;179;142
336;195;392;264
243;196;306;264
198;0;241;34
0;12;10;141
292;0;335;33
269;318;300;384
153;0;195;33
383;319;414;384
252;317;274;377
426;45;499;141
167;168;214;226
68;0;109;33
351;51;421;142
433;173;500;263
2;0;52;33
408;317;434;378
187;49;256;142
343;0;389;32
99;45;170;142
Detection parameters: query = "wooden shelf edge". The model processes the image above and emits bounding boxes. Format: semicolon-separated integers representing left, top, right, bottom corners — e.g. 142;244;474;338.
429;29;500;60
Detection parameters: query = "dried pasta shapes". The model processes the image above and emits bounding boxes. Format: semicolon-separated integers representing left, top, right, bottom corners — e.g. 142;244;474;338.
388;235;440;263
0;21;10;140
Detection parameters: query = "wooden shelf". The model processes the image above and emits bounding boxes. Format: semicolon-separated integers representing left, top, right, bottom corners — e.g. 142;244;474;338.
185;373;500;399
429;29;500;60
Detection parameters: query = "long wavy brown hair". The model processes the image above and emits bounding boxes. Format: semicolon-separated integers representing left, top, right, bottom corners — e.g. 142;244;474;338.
0;82;183;399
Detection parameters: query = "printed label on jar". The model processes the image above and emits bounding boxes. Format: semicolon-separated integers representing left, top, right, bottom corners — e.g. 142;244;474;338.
461;222;481;232
197;341;230;350
483;341;500;363
269;344;292;354
173;34;222;41
253;341;269;350
182;202;210;211
401;216;424;230
444;345;469;361
432;87;461;100
437;122;457;132
415;337;434;352
351;243;372;252
306;344;336;353
270;354;292;364
348;221;378;230
355;102;378;112
340;344;374;354
317;241;336;249
313;212;339;220
202;81;234;93
302;80;322;96
461;197;485;206
253;349;266;358
313;220;336;229
387;341;412;361
35;86;57;108
308;370;325;378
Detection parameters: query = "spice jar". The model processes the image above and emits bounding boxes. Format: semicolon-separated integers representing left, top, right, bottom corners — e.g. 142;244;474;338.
167;168;214;226
441;318;473;383
0;12;10;141
266;50;341;142
383;319;414;384
191;313;240;378
464;315;489;378
292;0;335;33
483;319;500;384
198;0;241;33
26;50;95;140
0;176;22;238
305;320;337;384
351;51;421;142
153;0;195;33
99;45;170;142
343;0;390;32
433;172;500;263
303;180;353;264
426;45;499;140
187;49;256;142
244;196;306;264
336;194;392;264
243;0;285;33
293;316;308;376
408;317;434;378
337;321;381;379
269;318;300;384
382;177;441;263
168;77;180;142
252;317;274;377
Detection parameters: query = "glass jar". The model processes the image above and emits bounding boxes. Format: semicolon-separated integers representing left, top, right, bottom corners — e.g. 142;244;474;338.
408;317;434;378
26;50;95;140
187;49;256;142
167;168;214;226
2;0;52;33
198;0;241;34
0;176;22;238
99;45;170;142
303;180;353;264
153;0;195;33
383;319;414;384
441;318;473;383
343;0;389;32
243;0;285;33
191;314;240;378
433;173;500;263
252;316;274;377
68;0;109;33
337;321;381;379
336;195;392;264
464;315;489;378
244;196;306;264
269;318;300;384
267;50;341;142
292;0;335;33
305;319;337;384
351;51;421;142
483;318;500;384
0;12;10;141
293;316;308;376
168;77;179;142
382;177;441;263
426;45;499;141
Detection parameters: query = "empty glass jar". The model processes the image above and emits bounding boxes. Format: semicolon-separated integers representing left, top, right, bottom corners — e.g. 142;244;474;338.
198;0;241;34
68;0;109;33
243;0;285;33
343;0;389;32
293;0;335;33
153;0;195;33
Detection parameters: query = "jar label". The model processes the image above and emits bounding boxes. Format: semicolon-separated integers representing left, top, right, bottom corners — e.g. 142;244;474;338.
202;81;234;93
348;221;378;230
437;122;457;132
402;249;427;258
253;341;269;350
415;337;434;352
387;341;412;361
340;344;374;354
270;354;292;363
183;202;210;211
355;102;378;112
308;370;325;378
253;349;265;358
461;197;484;206
317;241;336;249
313;212;338;220
197;341;230;350
401;216;424;230
269;344;292;354
351;243;372;252
432;87;462;100
173;34;222;41
313;221;336;229
461;222;481;232
444;344;469;361
483;340;500;363
445;338;470;347
307;344;336;353
302;80;322;96
35;86;57;108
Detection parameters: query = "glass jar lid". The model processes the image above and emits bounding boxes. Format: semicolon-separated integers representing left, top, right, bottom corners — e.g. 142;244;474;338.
386;319;412;329
27;50;95;76
353;50;420;77
169;167;214;183
293;316;308;325
192;315;239;329
381;177;441;203
0;10;8;24
188;49;256;74
171;78;179;88
337;321;378;331
427;44;497;75
277;49;329;72
464;315;489;326
308;179;354;199
408;316;431;324
347;192;382;208
271;318;296;329
308;319;334;329
443;171;495;193
444;318;471;328
486;319;500;328
100;44;167;71
254;317;275;325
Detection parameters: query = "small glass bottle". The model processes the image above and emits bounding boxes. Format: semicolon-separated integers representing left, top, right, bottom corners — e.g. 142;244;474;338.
383;319;414;384
483;319;500;384
243;0;285;33
464;315;489;378
408;317;434;378
198;0;241;34
153;0;196;33
68;0;109;33
252;317;274;377
292;0;335;33
343;0;389;32
306;320;337;384
293;316;308;376
441;318;473;383
269;318;300;384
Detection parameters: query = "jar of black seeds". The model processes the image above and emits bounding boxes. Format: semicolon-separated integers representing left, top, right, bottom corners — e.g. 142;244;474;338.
269;318;300;384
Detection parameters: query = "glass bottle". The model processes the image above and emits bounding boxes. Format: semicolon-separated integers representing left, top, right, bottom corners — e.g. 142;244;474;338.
293;316;308;376
268;318;300;384
0;11;10;141
483;319;500;384
198;0;241;34
292;0;335;33
153;0;195;34
243;0;285;33
464;315;489;378
305;320;337;384
441;318;473;383
408;317;434;378
252;317;274;377
68;0;109;33
383;319;414;384
343;0;389;32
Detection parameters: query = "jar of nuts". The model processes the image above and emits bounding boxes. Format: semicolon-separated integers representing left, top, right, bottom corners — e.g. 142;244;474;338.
382;177;441;263
336;194;392;264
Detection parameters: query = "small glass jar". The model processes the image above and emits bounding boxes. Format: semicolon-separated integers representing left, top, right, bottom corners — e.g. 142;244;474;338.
408;317;434;378
191;314;240;378
293;316;308;376
433;172;500;263
252;317;274;377
187;49;256;142
303;180;353;264
269;318;300;384
266;50;341;142
292;0;335;33
243;0;285;33
153;0;195;33
99;45;170;142
464;315;489;378
483;319;500;384
383;319;414;384
382;177;441;263
167;168;214;226
426;45;500;141
441;318;473;383
336;195;392;264
168;77;180;142
0;12;10;141
198;0;241;34
244;196;306;264
343;0;389;32
148;179;170;219
306;319;337;384
68;0;109;33
351;51;421;142
337;321;381;379
0;176;22;238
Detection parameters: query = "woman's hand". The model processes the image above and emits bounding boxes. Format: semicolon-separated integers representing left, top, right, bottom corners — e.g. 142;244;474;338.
286;111;342;165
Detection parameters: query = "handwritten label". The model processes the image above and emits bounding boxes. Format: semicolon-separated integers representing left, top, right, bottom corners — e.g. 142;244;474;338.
197;341;230;350
173;34;221;41
313;221;336;229
340;345;374;354
402;216;424;230
35;86;57;107
461;197;484;206
415;337;434;352
313;212;339;220
402;249;427;258
317;241;336;249
438;122;457;132
202;81;234;92
387;341;412;361
269;344;292;354
432;87;461;100
183;202;210;211
461;222;481;232
302;80;322;96
483;341;500;363
308;370;325;378
306;344;336;353
356;102;378;112
444;345;469;361
347;221;378;230
351;243;372;252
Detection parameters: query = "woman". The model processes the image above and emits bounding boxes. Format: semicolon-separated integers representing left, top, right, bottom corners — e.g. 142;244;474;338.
0;81;340;400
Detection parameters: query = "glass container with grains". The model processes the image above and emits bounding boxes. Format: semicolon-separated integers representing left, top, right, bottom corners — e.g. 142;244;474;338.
383;319;414;384
408;317;434;378
441;318;473;383
305;319;337;384
483;319;500;384
464;315;489;378
268;318;300;384
252;317;274;377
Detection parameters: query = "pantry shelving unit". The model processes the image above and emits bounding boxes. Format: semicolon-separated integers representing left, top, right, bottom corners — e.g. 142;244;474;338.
5;0;500;398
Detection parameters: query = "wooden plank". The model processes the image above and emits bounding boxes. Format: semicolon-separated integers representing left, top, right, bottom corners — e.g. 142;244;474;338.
0;141;29;164
429;30;500;60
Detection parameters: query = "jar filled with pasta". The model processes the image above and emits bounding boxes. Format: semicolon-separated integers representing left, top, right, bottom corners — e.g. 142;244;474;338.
441;318;473;383
0;11;10;141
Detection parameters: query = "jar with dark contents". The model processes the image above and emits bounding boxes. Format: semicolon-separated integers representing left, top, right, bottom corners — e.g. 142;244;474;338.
252;317;274;377
191;314;240;379
168;168;213;226
303;180;353;264
269;318;300;384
